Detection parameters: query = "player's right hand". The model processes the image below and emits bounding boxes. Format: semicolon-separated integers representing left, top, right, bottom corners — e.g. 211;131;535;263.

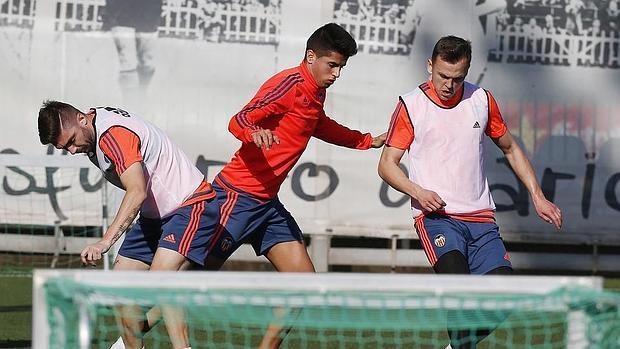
251;128;280;150
80;240;112;266
413;188;446;212
371;132;387;148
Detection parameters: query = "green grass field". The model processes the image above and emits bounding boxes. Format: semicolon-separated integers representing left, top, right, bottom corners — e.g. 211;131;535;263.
2;274;619;349
0;274;31;348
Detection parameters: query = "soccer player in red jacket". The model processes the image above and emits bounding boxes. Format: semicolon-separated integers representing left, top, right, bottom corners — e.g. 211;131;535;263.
211;23;386;348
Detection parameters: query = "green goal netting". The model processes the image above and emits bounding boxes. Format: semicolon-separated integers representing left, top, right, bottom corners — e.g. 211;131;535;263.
34;271;620;349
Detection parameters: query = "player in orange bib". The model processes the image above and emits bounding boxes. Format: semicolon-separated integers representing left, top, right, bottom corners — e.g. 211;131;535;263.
38;102;218;349
378;36;562;349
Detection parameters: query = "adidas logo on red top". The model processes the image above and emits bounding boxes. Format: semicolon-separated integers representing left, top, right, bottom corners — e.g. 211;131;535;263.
163;234;176;244
473;121;481;128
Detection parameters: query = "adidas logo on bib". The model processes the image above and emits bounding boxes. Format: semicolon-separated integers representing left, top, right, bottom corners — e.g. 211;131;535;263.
473;121;481;128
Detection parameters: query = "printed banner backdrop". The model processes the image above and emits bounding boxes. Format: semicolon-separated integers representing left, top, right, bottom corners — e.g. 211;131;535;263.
1;0;619;244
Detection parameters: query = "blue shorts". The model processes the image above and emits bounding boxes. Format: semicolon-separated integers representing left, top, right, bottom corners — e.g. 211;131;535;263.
208;175;303;259
118;198;220;266
414;214;512;274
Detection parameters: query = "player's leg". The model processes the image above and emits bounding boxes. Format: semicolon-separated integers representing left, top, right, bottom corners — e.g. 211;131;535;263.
414;215;471;349
110;256;150;349
254;200;314;349
433;250;470;274
257;240;314;349
205;178;264;264
112;258;222;349
204;255;227;270
433;251;473;349
448;221;513;349
415;214;469;273
458;265;513;348
258;199;314;272
199;189;296;349
151;198;221;349
149;248;194;349
203;192;303;349
207;180;302;348
265;240;315;272
111;218;162;349
467;255;514;347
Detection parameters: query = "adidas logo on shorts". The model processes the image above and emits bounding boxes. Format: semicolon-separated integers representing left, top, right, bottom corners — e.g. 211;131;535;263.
163;234;176;244
473;121;481;128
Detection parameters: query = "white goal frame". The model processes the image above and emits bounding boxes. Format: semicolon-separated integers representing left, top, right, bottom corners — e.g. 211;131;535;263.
33;270;603;349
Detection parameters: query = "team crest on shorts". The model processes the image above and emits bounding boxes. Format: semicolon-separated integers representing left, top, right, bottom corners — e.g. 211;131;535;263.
434;234;446;248
220;237;233;252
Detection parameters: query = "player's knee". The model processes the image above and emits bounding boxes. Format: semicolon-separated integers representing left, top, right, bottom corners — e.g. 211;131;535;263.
290;249;315;272
150;248;190;271
266;242;315;272
295;259;315;273
433;250;470;274
204;255;226;271
280;254;314;272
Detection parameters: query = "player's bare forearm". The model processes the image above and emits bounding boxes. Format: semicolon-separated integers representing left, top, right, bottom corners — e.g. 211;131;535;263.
495;132;543;198
102;163;147;246
506;147;564;229
378;148;446;212
104;203;142;246
81;181;145;264
495;132;562;228
378;146;416;197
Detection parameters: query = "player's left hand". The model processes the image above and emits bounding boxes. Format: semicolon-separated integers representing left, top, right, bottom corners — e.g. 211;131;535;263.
371;132;387;148
532;194;562;230
250;128;280;150
80;240;112;266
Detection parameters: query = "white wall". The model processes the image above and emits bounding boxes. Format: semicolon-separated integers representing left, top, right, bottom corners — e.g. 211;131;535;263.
1;0;619;244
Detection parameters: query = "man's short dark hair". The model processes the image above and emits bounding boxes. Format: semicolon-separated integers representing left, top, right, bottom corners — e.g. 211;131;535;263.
305;23;357;58
431;36;472;64
37;100;80;145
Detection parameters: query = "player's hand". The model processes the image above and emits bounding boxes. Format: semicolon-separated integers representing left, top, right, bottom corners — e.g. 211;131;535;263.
413;187;446;212
251;128;280;150
371;132;387;148
80;240;112;266
532;194;562;229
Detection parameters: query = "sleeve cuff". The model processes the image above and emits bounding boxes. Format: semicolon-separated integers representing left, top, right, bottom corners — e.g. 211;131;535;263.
489;124;508;139
361;133;373;149
242;128;257;143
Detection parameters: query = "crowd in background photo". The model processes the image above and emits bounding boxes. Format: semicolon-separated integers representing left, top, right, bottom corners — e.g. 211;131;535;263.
0;0;618;65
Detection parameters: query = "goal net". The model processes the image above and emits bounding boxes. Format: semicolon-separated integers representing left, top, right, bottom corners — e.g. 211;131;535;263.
0;152;121;272
33;271;620;349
